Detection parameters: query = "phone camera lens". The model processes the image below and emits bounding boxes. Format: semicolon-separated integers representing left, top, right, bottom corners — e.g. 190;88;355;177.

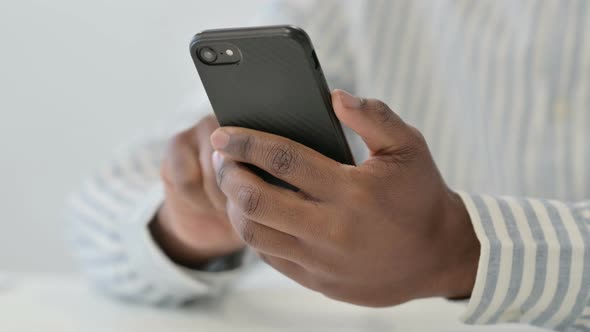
199;47;217;63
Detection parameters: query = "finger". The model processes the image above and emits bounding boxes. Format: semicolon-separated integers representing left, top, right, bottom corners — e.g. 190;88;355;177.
161;128;207;202
195;116;226;210
258;253;306;277
331;89;412;154
258;253;332;295
257;253;316;287
213;153;321;238
226;201;302;262
210;126;344;199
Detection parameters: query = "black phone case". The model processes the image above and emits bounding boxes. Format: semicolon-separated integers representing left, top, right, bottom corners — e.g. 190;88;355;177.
190;25;354;163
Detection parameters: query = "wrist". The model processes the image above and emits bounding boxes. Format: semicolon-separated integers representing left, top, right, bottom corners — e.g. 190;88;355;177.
150;202;241;267
431;190;480;299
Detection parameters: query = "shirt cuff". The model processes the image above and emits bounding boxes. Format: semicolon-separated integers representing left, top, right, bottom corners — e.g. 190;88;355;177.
119;183;248;301
456;192;590;331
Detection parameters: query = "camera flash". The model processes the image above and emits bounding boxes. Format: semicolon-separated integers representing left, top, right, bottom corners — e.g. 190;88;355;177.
226;49;234;56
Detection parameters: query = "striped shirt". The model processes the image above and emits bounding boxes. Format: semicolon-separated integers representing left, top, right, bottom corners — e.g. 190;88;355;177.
67;0;590;330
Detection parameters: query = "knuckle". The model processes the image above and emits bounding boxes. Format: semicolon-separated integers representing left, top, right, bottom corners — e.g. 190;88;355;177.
257;252;271;265
278;204;299;220
165;138;187;165
309;276;339;295
215;163;227;187
347;187;369;205
267;143;298;175
196;115;219;135
239;218;259;247
159;164;174;189
165;133;191;165
236;185;263;217
366;99;405;129
216;161;240;190
170;130;191;147
236;135;254;159
199;114;219;127
308;254;342;276
162;131;201;190
160;153;175;186
322;290;353;305
389;143;423;168
343;166;364;186
326;222;351;248
178;177;200;194
373;100;395;124
407;125;427;147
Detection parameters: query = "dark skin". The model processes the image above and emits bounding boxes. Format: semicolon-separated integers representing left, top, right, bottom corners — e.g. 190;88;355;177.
152;90;480;306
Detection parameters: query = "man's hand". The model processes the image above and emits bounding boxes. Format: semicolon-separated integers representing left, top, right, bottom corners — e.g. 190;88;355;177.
209;90;480;306
151;115;244;266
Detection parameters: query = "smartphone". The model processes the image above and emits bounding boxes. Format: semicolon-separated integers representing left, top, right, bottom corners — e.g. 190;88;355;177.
190;25;354;187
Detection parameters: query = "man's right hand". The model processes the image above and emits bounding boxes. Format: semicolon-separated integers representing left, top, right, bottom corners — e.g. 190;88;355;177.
150;115;245;266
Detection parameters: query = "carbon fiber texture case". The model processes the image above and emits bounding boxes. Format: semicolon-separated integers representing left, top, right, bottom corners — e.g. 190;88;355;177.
190;25;354;167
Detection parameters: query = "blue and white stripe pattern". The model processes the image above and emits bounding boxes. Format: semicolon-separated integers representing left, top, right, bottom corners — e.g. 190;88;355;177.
68;0;590;330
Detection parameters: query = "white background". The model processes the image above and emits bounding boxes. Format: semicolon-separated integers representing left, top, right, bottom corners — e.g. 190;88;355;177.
0;0;266;273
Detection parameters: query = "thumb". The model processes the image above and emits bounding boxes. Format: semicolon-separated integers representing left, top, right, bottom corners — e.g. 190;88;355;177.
332;89;409;154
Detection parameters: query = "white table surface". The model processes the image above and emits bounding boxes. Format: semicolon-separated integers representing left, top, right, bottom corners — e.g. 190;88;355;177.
0;266;549;332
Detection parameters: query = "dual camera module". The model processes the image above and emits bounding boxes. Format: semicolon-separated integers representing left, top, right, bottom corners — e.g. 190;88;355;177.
198;43;241;65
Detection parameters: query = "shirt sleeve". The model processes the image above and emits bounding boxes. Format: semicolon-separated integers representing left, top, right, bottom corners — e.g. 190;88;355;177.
66;0;359;306
457;192;590;331
66;104;258;306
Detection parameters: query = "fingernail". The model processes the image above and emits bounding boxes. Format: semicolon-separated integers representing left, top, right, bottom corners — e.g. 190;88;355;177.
212;150;223;170
210;130;230;150
337;90;362;109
